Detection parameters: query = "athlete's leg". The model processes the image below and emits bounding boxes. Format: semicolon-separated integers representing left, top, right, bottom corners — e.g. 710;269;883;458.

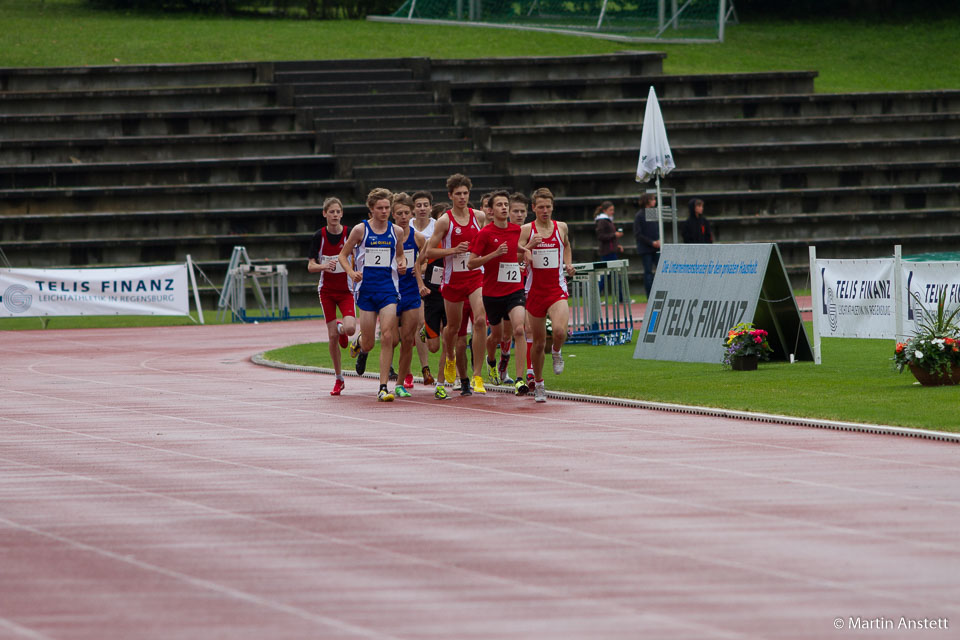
377;304;399;387
507;304;527;381
466;287;487;379
397;307;418;387
546;298;569;352
527;311;548;382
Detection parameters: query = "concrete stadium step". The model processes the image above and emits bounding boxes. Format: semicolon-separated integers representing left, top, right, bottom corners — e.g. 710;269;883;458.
479;112;960;150
290;80;428;99
446;71;819;104
0;85;279;115
0;62;270;92
0;179;357;215
548;183;960;220
302;91;436;107
0;205;375;243
0;155;336;189
504;137;960;173
319;126;465;145
332;138;472;155
362;174;512;195
0;107;302;140
352;161;493;181
0;132;319;165
275;68;415;84
308;102;448;119
313;114;453;131
464;90;960;127
429;52;666;82
529;160;960;198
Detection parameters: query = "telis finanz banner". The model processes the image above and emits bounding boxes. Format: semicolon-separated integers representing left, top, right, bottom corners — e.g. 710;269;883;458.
814;259;896;339
902;262;960;334
0;264;189;317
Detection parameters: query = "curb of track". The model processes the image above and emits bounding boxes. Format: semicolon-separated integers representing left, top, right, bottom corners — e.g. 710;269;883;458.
252;353;960;444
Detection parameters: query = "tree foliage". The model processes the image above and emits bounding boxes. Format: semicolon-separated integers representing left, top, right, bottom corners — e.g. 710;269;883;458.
87;0;398;19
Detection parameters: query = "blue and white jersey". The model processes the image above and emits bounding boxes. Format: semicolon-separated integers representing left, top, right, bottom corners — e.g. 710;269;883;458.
398;227;420;303
356;220;399;297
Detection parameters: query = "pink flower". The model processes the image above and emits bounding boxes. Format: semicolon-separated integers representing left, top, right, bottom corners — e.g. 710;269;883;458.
754;336;762;344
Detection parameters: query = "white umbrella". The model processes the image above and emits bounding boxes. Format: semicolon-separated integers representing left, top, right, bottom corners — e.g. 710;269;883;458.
635;86;675;245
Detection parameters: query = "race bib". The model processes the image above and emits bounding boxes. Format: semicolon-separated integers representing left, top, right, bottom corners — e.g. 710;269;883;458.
452;252;470;272
532;248;559;269
498;262;521;283
403;248;415;268
429;265;443;285
365;246;391;268
325;256;344;273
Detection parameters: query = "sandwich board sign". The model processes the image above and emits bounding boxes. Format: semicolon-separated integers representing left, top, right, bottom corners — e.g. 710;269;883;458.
634;243;812;364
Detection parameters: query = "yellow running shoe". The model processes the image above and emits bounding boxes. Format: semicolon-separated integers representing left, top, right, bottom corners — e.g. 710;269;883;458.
471;375;486;394
377;388;394;402
444;358;456;384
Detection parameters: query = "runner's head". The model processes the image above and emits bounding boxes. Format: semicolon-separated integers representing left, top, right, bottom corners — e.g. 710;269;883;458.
509;192;529;225
446;174;472;211
412;190;434;220
489;190;510;223
366;187;393;222
531;187;554;223
391;192;414;227
322;196;343;227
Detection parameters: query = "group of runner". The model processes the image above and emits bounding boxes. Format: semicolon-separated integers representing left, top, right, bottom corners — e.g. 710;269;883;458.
307;174;575;403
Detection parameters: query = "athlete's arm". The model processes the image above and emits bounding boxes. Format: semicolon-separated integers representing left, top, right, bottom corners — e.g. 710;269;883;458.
559;221;576;276
394;226;407;275
423;214;449;261
339;224;365;283
413;232;430;295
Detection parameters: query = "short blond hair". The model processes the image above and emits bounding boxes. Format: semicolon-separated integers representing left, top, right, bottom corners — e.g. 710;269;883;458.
531;187;554;204
366;187;393;209
391;191;414;211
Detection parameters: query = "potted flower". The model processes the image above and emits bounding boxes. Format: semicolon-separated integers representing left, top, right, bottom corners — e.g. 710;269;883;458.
893;289;960;386
722;322;773;370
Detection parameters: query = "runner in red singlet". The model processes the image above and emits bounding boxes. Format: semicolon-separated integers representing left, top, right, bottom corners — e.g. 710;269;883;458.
518;187;576;403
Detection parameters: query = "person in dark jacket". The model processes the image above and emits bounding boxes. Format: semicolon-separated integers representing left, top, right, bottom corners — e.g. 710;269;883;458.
594;200;622;261
681;198;714;244
633;193;660;297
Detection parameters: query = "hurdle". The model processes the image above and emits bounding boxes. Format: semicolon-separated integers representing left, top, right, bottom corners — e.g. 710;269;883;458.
567;258;634;345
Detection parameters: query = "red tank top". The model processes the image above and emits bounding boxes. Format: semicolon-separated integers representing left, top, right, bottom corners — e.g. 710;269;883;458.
442;208;483;287
316;227;350;295
524;220;568;301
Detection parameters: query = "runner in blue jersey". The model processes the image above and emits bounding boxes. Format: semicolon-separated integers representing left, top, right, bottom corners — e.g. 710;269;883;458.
339;188;408;402
390;192;430;398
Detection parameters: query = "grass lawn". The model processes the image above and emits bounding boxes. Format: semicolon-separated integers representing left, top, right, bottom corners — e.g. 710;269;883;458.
263;330;960;433
2;0;959;93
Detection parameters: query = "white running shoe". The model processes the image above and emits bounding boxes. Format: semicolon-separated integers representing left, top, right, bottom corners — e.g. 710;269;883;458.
551;350;564;375
534;382;547;403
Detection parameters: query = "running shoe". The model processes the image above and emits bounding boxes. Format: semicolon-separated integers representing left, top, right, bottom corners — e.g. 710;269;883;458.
378;388;394;402
394;385;411;398
487;360;501;386
331;378;345;396
460;378;473;396
527;372;536;392
514;380;528;396
403;373;414;389
349;332;362;358
355;350;368;376
472;375;486;394
551;350;564;375
389;366;398;381
498;354;511;383
534;382;546;403
444;358;456;384
337;321;349;349
422;366;435;386
434;385;449;400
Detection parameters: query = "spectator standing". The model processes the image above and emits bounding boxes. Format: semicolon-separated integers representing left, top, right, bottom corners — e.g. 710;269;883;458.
594;201;622;261
633;193;660;297
681;198;714;244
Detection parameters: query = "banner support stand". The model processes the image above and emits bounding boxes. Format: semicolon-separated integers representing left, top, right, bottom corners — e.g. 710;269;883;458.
187;255;204;325
893;244;902;341
809;245;821;365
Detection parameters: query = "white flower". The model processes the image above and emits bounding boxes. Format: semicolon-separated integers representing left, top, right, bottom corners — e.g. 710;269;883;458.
915;350;924;360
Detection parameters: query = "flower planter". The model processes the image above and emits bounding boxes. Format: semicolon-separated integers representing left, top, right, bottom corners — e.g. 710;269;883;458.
908;363;960;386
731;354;758;371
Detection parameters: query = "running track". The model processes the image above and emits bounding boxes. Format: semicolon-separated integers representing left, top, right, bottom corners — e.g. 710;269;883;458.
1;323;958;639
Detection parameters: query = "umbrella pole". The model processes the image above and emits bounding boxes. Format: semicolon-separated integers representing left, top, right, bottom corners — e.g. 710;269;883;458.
656;173;665;245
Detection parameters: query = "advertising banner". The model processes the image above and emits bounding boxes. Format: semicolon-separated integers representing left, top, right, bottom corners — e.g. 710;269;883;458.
634;243;810;364
0;264;190;317
812;258;896;339
901;261;960;335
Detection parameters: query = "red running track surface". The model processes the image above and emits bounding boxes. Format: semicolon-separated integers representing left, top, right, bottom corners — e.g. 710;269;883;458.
0;322;957;639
